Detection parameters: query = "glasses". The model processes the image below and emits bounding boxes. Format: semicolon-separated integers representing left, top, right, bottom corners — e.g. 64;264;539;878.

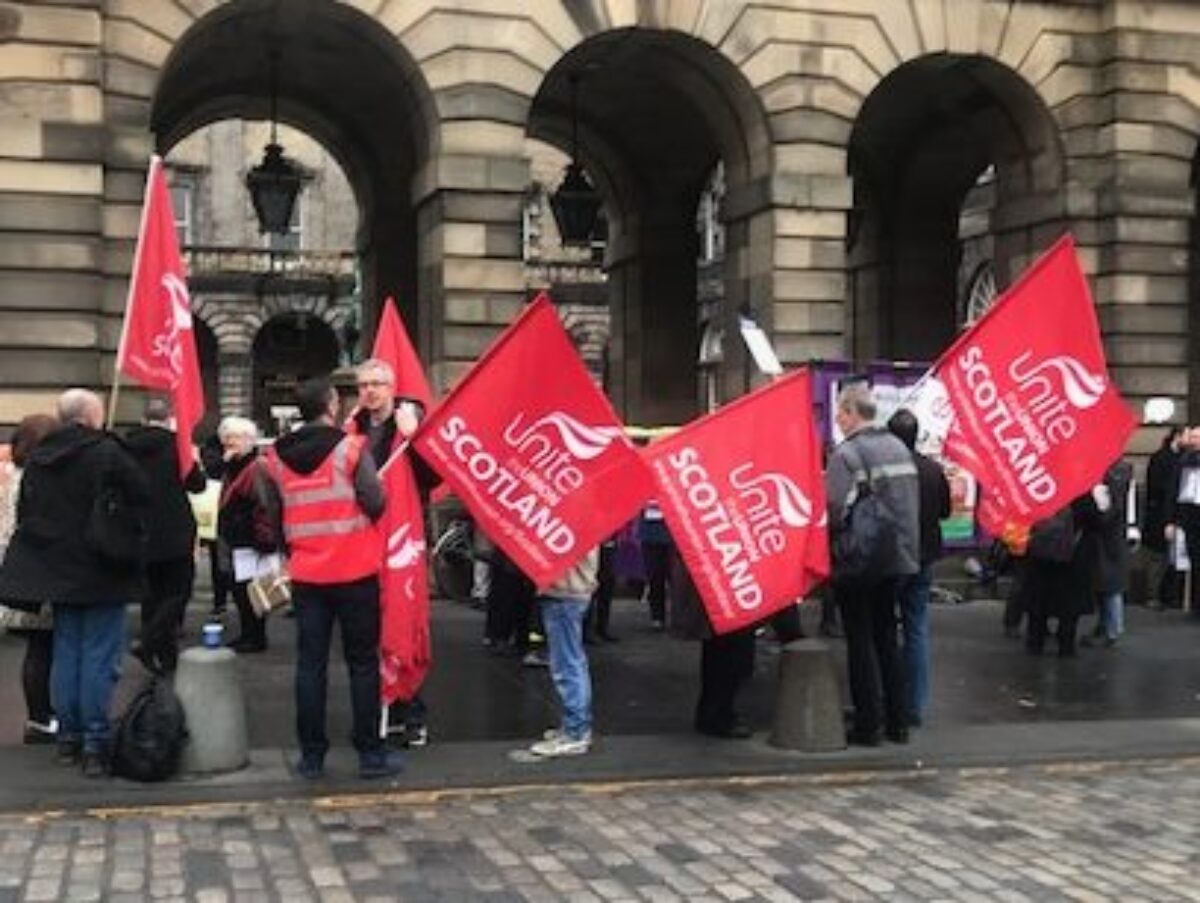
357;380;390;389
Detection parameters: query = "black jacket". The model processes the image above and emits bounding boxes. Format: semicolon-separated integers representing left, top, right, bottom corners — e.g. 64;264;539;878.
0;423;149;606
124;425;206;562
349;406;441;503
1143;446;1179;553
913;451;951;567
1077;460;1132;596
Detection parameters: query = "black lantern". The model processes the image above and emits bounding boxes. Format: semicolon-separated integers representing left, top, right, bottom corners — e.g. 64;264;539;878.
549;74;601;246
246;51;303;235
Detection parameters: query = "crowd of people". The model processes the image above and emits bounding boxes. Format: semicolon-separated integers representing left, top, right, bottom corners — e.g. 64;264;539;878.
0;369;1187;776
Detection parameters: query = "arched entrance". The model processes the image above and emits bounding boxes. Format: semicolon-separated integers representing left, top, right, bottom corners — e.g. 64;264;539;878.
150;0;434;345
528;29;773;424
251;313;339;432
847;55;1066;362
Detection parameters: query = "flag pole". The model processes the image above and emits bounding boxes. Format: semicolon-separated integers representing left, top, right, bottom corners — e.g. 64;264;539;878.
107;154;161;429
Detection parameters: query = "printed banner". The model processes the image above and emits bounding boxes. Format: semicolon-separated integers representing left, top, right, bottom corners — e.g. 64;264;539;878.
642;369;829;634
927;235;1136;533
413;294;654;588
117;155;204;477
378;452;431;705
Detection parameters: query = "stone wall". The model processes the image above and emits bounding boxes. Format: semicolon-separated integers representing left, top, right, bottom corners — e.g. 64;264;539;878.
0;0;1197;451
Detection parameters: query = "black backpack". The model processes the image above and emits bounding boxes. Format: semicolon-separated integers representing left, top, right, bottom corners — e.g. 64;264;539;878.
833;442;899;580
111;678;187;782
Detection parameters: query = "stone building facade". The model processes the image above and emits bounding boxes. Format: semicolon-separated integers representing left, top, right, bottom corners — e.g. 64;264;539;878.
0;0;1197;455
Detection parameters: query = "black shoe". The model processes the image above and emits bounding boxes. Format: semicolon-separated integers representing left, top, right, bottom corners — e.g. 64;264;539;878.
231;639;267;654
23;720;57;746
81;751;109;779
598;633;620;643
56;739;81;765
695;721;753;740
359;748;405;779
886;727;909;745
846;728;883;747
295;754;324;780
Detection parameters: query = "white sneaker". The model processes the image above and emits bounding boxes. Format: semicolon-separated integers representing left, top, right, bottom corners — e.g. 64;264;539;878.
529;732;592;757
541;727;593;743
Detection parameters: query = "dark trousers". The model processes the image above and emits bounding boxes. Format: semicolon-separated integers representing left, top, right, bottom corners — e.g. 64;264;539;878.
140;556;196;671
642;542;670;623
294;577;384;758
695;628;756;732
586;544;616;639
836;577;905;736
1003;560;1030;631
22;630;53;725
1181;507;1200;615
1025;560;1079;654
208;543;229;612
485;565;536;649
232;581;267;648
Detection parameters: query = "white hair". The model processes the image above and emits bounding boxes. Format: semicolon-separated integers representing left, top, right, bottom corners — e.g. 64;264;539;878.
357;358;395;385
837;382;877;422
57;388;103;428
217;416;258;442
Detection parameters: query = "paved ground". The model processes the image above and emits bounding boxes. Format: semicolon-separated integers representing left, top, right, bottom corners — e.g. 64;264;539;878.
2;757;1199;901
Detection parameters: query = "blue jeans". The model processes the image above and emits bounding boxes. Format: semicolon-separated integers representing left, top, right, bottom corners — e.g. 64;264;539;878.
539;597;591;740
51;603;126;753
1099;591;1124;640
898;566;932;725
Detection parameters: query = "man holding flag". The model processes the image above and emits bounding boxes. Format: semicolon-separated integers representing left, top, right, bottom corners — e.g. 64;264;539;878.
346;299;440;748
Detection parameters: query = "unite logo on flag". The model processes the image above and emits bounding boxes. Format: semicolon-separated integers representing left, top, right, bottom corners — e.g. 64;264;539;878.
415;294;654;588
643;368;829;635
924;234;1136;532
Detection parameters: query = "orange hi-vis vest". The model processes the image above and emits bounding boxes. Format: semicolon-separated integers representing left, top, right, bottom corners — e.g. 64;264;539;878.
265;435;382;585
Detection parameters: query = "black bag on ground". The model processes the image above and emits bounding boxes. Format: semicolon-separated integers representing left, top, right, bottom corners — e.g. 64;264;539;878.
833;442;899;580
111;677;187;782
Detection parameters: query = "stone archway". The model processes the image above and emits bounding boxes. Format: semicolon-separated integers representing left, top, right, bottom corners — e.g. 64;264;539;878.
846;54;1066;363
140;0;435;351
528;28;774;424
250;312;340;433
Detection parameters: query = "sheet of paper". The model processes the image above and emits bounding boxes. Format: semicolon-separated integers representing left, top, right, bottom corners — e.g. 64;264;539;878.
233;549;283;582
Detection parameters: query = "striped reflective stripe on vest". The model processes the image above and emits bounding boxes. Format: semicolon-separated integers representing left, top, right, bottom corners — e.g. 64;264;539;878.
286;515;371;538
272;439;368;543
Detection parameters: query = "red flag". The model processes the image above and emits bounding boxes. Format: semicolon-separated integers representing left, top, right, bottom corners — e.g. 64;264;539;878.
117;155;203;477
373;297;433;411
929;235;1136;533
413;293;654;589
378;452;431;705
642;369;829;634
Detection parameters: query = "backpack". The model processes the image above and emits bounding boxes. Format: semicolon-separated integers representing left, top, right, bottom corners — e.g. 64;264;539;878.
111;677;187;782
85;454;146;569
833;441;899;580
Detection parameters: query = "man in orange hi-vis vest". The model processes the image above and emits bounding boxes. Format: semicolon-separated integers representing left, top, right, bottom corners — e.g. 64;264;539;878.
261;377;404;781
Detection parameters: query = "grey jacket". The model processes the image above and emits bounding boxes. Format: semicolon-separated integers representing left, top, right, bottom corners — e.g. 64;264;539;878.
826;425;921;579
541;547;600;602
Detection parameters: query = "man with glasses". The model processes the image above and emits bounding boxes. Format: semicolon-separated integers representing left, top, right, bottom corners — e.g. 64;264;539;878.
346;358;440;747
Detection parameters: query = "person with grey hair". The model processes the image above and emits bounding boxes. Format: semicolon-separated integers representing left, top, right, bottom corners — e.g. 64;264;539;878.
825;380;920;746
215;415;275;653
0;388;149;776
125;396;206;672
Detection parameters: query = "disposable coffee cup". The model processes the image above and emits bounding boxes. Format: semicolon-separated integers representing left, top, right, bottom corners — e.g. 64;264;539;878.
202;623;223;649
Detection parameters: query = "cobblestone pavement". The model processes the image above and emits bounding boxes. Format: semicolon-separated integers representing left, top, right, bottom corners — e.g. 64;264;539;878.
2;759;1199;902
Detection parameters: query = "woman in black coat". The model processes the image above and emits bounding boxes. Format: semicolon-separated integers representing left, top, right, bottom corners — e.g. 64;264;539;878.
1079;460;1133;646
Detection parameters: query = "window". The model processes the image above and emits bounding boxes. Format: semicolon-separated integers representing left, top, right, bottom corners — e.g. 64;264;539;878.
265;196;303;253
169;181;194;248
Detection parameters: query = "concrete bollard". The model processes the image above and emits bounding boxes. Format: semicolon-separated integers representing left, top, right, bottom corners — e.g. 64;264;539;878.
174;646;249;774
769;639;846;752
